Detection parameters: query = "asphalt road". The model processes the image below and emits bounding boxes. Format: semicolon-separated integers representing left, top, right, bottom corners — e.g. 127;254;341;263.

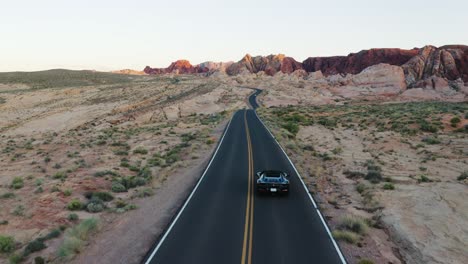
144;90;345;264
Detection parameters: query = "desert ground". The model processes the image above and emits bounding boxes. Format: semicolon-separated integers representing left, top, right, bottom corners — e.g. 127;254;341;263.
1;69;467;264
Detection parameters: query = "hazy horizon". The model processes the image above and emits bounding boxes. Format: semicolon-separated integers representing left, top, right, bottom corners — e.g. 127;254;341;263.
1;0;467;72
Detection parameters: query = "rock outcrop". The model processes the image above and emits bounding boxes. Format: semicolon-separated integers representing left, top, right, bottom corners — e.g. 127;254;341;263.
302;48;419;75
142;45;468;89
226;54;303;76
402;45;468;87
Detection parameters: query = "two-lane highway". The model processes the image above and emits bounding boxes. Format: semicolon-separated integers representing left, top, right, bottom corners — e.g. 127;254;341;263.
144;91;345;264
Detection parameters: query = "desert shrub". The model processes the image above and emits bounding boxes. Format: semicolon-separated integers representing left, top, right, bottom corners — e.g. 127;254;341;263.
450;117;461;125
1;192;15;199
138;167;152;179
24;239;46;256
136;188;154;198
58;218;99;258
111;182;126;193
358;259;375;264
10;177;24;189
63;189;72;196
317;117;337;128
420;121;438;133
165;153;180;165
115;199;127;208
0;235;15;253
206;138;215;145
422;137;440;144
282;122;299;136
0;220;8;225
344;170;365;179
9;254;23;264
382;183;395;190
356;183;368;194
181;133;196;142
89;191;114;202
458;171;468;181
53;171;67;180
332;230;358;244
67;199;83;211
12;205;25;216
129;165;140;172
34;256;45;264
332;147;343;155
133;147;148;155
338;215;368;235
114;150;128;156
366;170;382;183
68;213;79;221
93;170;117;177
43;229;61;240
86;202;104;213
419;175;432;183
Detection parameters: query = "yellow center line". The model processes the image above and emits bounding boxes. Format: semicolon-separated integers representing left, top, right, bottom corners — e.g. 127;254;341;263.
241;110;255;264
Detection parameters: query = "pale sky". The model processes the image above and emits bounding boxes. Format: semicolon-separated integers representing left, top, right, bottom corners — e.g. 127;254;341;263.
1;0;467;72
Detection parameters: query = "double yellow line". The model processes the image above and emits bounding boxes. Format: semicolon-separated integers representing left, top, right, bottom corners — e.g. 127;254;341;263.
241;110;255;264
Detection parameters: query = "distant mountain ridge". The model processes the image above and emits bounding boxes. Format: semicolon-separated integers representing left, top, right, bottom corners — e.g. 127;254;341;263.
142;45;468;88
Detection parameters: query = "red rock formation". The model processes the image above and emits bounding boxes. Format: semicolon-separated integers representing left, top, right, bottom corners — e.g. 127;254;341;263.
142;45;468;87
402;45;468;87
302;48;419;75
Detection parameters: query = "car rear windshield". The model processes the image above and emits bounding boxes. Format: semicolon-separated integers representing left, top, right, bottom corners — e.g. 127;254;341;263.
263;171;282;177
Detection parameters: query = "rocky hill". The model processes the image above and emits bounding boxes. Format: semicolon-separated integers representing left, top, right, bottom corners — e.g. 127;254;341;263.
143;45;468;88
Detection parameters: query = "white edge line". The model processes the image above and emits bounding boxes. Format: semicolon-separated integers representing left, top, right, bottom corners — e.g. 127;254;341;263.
253;110;347;264
144;113;235;264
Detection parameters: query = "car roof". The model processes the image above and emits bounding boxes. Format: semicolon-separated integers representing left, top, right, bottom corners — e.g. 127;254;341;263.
261;170;284;177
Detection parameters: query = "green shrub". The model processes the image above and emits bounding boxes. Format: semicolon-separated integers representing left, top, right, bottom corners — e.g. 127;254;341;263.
111;182;126;193
24;239;46;256
206;139;215;145
68;213;79;221
67;199;83;211
138;167;152;179
358;259;375;264
9;254;23;264
34;256;45;264
338;215;368;235
90;191;114;202
93;170;117;177
1;192;15;199
43;229;61;240
10;177;24;189
383;183;395;190
63;189;72;196
282;122;299;136
419;175;432;183
0;235;15;253
344;170;365;178
86;202;104;213
58;218;99;259
356;183;368;194
114;150;128;156
422;137;440;144
53;171;67;180
332;230;359;244
450;117;461;124
366;170;382;183
457;171;468;181
133;147;148;155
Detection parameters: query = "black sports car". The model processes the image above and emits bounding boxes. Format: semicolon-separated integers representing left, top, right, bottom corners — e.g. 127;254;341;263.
256;170;290;194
